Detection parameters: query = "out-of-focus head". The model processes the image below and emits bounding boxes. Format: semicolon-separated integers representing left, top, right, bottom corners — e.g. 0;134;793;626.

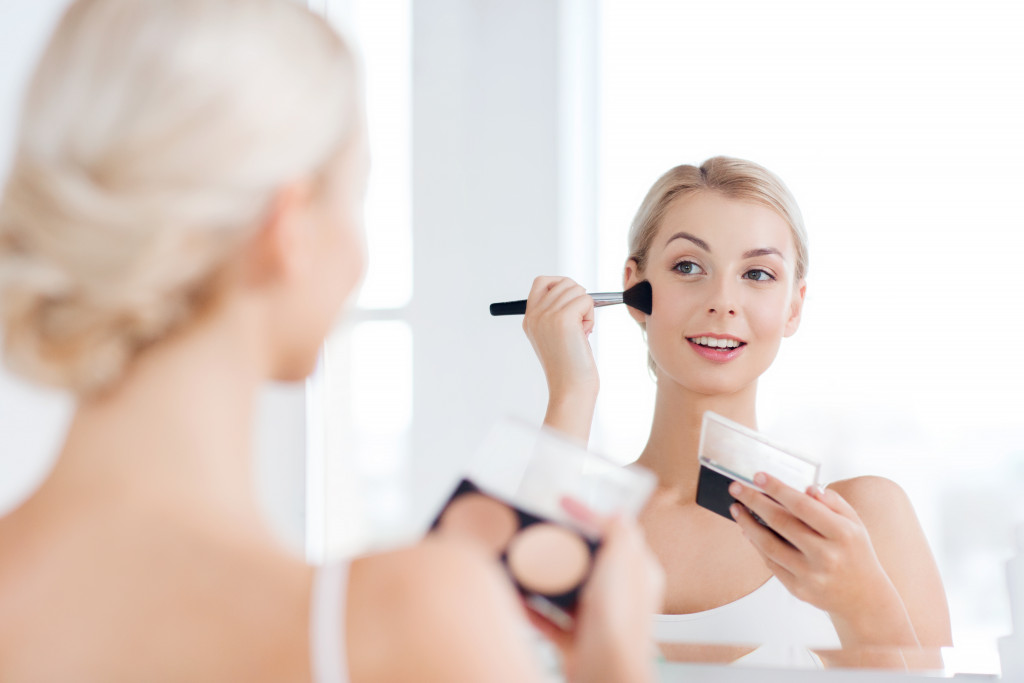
0;0;365;395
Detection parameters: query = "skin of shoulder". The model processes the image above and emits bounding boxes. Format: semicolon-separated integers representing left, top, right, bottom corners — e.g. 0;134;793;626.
827;476;953;647
345;536;542;683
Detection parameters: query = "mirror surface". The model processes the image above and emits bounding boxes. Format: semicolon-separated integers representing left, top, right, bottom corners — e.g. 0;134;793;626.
590;0;1023;675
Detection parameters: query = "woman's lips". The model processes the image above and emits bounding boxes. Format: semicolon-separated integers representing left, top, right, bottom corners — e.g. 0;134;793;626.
686;337;746;362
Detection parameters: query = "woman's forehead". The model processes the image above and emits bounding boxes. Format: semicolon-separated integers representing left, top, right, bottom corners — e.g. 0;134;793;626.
653;192;796;257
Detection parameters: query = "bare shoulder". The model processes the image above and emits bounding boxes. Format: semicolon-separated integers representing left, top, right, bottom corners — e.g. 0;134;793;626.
350;534;512;605
346;537;539;682
828;475;916;530
829;476;952;646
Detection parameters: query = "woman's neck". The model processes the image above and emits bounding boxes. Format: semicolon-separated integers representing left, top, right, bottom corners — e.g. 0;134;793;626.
636;377;759;499
42;299;275;538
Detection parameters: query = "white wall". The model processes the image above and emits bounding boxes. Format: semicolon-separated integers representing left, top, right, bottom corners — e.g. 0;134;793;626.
406;0;598;522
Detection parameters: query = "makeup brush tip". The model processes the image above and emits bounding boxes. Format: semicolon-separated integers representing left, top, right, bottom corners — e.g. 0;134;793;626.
624;280;653;315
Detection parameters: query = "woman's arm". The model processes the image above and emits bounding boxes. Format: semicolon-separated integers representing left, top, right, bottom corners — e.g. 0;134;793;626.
348;526;663;683
347;538;544;682
521;276;600;443
828;476;952;647
727;473;951;651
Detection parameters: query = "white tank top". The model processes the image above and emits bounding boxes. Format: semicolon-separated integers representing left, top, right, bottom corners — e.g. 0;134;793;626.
654;575;841;668
310;561;350;683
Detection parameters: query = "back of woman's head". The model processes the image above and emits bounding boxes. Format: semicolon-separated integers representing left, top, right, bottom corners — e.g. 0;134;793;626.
627;156;808;282
0;0;360;395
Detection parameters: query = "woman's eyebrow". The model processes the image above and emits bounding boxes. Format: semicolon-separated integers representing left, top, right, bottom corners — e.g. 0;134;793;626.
664;231;710;251
743;247;785;260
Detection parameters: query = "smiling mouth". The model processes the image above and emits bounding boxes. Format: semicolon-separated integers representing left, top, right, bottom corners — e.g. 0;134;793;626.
687;336;746;350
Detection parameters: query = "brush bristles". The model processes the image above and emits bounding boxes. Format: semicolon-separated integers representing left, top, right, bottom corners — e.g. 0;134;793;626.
623;280;653;315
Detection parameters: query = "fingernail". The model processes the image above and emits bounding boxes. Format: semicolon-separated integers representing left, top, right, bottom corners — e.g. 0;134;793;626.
753;472;767;487
808;484;825;498
730;504;741;519
728;482;742;497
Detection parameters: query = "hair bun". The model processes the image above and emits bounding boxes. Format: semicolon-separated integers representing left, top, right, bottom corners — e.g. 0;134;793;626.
0;0;359;394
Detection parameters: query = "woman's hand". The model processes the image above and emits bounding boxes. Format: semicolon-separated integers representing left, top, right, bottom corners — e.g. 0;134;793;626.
522;276;599;442
527;505;664;683
728;473;921;648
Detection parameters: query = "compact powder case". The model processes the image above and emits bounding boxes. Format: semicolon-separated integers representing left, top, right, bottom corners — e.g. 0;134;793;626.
696;411;820;520
431;479;600;629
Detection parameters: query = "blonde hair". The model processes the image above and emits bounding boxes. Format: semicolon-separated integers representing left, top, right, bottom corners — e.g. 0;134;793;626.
626;156;808;375
628;156;808;281
0;0;360;394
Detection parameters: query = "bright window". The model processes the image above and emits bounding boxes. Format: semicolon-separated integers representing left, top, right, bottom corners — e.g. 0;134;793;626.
308;0;413;560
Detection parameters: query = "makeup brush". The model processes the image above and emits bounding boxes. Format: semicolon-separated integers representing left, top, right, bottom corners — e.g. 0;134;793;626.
489;280;652;316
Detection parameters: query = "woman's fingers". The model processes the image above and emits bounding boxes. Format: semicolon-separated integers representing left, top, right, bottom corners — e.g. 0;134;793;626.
806;482;861;521
523;277;595;341
559;495;603;538
728;479;823;553
522;276;597;380
729;501;806;574
547;285;595;331
527;275;572;300
526;276;580;317
752;473;862;539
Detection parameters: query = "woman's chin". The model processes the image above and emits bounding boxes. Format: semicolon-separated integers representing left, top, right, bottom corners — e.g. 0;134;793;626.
270;349;321;383
658;367;757;399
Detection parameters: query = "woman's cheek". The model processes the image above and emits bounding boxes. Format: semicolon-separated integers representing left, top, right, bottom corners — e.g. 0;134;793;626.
746;290;791;339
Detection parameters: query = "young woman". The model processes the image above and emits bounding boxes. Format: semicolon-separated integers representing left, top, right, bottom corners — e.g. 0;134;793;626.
523;157;951;666
0;1;662;681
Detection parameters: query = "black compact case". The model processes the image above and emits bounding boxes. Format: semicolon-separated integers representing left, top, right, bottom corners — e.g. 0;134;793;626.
695;464;739;520
429;478;601;627
694;411;820;524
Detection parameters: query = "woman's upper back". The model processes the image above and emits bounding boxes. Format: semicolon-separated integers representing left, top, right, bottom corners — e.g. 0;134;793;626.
0;489;314;682
0;480;542;683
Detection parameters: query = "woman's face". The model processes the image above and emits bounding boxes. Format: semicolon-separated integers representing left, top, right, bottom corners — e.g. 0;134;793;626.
315;131;370;319
626;190;805;397
271;130;369;381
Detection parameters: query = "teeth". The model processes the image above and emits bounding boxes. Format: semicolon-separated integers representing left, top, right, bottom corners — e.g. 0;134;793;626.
690;336;741;349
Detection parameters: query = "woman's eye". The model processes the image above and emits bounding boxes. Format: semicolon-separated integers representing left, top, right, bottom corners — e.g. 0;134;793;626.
743;269;775;282
673;260;704;275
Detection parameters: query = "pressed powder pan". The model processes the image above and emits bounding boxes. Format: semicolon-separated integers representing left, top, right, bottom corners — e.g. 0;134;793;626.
431;479;600;628
436;490;519;557
506;523;591;596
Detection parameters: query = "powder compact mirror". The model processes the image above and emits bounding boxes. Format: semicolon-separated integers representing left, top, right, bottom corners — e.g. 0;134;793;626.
429;419;656;629
696;411;820;521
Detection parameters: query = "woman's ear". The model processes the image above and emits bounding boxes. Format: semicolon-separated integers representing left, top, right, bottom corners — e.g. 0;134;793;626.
623;258;647;324
783;279;807;337
241;181;314;289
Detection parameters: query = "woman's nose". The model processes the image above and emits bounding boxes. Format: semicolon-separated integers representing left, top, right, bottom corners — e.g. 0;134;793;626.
706;278;737;316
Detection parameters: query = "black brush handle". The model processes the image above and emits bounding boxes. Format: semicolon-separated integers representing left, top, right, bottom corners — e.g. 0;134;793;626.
489;299;528;316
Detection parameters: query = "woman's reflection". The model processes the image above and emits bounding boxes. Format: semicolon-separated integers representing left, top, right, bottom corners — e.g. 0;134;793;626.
522;156;952;666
